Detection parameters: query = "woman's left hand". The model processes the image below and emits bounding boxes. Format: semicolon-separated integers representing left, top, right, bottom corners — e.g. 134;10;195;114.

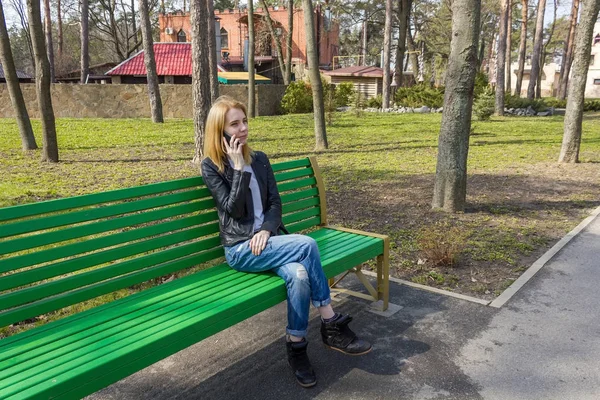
249;230;271;256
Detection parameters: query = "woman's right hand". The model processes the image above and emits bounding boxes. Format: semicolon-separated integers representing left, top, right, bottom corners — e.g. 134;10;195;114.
223;134;245;170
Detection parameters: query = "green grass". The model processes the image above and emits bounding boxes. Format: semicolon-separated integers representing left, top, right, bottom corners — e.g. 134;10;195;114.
2;113;599;206
1;112;600;304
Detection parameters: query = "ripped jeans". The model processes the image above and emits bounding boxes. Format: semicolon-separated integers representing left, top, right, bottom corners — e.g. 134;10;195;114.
224;234;331;337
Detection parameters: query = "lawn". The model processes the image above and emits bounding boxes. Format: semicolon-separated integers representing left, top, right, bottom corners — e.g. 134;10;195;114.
1;112;599;301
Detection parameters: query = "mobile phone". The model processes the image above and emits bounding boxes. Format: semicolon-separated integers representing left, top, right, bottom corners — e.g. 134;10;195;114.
223;131;232;145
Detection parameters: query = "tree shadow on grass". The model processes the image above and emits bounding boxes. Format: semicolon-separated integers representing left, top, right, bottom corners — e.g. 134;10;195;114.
270;141;437;160
61;157;193;163
582;113;600;121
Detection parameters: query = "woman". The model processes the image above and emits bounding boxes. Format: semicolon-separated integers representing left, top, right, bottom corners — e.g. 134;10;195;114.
201;96;371;388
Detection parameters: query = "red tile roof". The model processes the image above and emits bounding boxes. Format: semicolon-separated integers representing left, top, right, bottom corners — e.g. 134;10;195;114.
106;43;226;76
324;65;384;78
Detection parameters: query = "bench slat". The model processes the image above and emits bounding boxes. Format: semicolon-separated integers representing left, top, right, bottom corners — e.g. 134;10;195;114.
0;177;204;223
282;197;320;214
277;177;317;193
0;269;240;368
0;235;223;310
0;189;210;239
0;275;284;397
0;245;223;329
280;187;319;205
274;167;314;183
0;201;211;257
270;158;311;173
0;265;238;355
282;207;320;226
285;216;321;233
0;212;219;276
0;271;260;381
18;283;286;400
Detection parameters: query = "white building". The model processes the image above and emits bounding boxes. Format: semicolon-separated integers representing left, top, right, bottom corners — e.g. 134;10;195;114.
511;20;600;98
588;20;600;98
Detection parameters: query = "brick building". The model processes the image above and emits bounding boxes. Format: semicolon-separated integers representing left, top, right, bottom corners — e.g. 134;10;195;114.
158;6;339;83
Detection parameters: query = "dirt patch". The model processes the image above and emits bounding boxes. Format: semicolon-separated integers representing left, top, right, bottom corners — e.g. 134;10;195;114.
326;162;600;301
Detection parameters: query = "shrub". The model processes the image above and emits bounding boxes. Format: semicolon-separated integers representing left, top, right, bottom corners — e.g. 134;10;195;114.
473;89;495;121
335;82;355;107
544;97;567;109
584;99;600;111
473;71;489;99
281;81;313;114
504;95;547;112
350;90;365;116
366;94;383;108
322;80;337;126
416;223;468;268
394;84;445;108
542;98;600;112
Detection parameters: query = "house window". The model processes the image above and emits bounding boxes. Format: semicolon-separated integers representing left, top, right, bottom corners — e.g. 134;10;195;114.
594;34;600;45
220;28;228;49
594;79;600;85
177;29;187;43
591;54;595;66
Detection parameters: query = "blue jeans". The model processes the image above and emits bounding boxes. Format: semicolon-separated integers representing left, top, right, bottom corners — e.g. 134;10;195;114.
224;234;331;337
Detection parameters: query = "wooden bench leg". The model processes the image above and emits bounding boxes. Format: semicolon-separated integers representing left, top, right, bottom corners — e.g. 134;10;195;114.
376;253;390;311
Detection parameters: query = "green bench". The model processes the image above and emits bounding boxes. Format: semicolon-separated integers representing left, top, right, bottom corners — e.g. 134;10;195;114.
0;157;389;399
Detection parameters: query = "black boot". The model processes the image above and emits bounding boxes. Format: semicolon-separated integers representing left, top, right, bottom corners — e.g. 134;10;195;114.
286;339;317;388
321;314;372;355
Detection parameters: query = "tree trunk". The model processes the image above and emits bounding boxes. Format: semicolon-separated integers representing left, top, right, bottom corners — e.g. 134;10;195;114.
407;28;419;78
247;0;255;117
57;0;63;57
27;0;58;162
478;37;485;70
559;0;600;163
536;51;544;98
505;1;512;93
514;0;528;96
361;14;368;65
432;0;480;212
303;0;327;150
285;0;293;84
190;0;211;164
382;0;393;108
527;0;546;99
207;0;219;101
495;0;509;115
394;0;410;88
538;0;557;98
139;0;163;123
0;0;37;151
259;0;288;84
43;0;54;82
131;0;137;37
558;0;579;99
80;0;89;83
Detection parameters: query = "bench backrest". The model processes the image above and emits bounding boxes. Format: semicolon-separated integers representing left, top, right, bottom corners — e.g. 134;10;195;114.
0;157;327;329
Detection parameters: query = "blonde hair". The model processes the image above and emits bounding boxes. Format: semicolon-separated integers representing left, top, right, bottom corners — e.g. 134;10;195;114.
204;95;253;172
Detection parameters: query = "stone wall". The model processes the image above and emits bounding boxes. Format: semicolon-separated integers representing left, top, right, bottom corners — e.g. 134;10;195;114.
0;84;287;118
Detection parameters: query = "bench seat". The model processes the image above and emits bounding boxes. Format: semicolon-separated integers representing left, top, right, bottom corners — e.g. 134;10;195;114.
0;157;389;399
0;228;383;400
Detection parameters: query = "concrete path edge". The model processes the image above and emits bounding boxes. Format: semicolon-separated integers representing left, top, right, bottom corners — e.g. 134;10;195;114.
489;205;600;308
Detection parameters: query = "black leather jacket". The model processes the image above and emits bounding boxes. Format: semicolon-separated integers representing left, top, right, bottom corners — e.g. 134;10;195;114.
201;151;283;247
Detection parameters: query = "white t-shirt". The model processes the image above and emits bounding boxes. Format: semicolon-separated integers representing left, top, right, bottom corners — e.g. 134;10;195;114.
229;161;264;232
